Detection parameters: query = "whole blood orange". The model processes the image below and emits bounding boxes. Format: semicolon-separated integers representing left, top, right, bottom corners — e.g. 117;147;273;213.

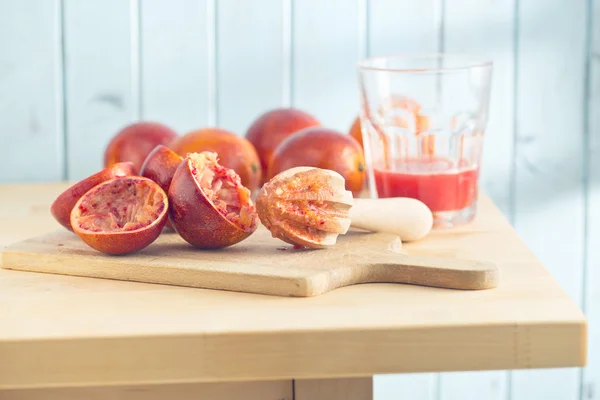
170;128;261;193
51;162;135;231
268;127;366;197
168;151;259;249
104;122;178;173
245;108;320;183
70;177;168;255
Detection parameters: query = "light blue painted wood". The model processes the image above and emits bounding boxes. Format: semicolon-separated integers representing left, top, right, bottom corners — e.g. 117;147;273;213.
368;0;439;56
440;371;506;400
374;374;437;400
64;0;137;180
582;0;599;397
438;0;514;397
140;0;210;135
368;1;440;398
0;0;64;182
444;0;515;218
217;0;285;135
292;0;362;132
511;0;587;399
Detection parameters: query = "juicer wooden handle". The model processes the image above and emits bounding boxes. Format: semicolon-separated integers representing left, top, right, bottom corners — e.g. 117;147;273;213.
349;197;433;241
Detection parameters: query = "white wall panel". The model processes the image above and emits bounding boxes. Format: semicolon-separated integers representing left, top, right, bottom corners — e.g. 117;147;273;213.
292;0;361;132
582;0;600;397
64;0;136;180
0;0;64;182
374;374;437;400
217;0;284;135
140;0;210;134
444;0;515;217
368;0;439;56
439;371;506;400
511;0;587;398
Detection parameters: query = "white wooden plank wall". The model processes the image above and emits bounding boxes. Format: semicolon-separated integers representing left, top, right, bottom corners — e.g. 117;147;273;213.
217;0;285;134
140;0;211;133
511;0;588;399
0;0;64;182
63;0;137;180
0;1;596;399
583;0;600;398
292;0;362;131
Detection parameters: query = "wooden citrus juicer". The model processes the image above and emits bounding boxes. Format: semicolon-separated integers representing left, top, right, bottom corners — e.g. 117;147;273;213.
256;167;499;291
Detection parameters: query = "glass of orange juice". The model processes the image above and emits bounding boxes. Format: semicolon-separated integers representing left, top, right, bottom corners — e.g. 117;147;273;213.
357;54;493;227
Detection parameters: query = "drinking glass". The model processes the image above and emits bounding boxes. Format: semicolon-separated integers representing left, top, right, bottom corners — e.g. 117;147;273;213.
357;54;492;227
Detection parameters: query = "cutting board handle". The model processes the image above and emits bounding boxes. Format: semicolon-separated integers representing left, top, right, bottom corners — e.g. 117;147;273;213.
375;254;498;290
344;254;499;291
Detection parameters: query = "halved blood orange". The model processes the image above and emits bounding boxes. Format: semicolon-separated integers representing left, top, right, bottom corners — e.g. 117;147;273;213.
70;177;168;255
256;167;353;248
168;151;258;248
51;162;135;231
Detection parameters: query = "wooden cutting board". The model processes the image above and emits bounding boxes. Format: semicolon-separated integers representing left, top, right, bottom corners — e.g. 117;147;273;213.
0;226;498;297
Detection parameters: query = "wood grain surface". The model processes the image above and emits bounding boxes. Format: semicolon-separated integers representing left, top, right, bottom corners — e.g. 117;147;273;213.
0;381;294;400
295;378;373;400
0;184;587;389
1;225;498;297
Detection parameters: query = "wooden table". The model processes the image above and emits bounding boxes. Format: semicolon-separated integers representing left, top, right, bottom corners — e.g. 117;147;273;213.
0;183;587;400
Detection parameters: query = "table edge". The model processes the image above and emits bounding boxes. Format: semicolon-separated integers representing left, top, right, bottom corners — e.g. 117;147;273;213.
0;317;587;389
